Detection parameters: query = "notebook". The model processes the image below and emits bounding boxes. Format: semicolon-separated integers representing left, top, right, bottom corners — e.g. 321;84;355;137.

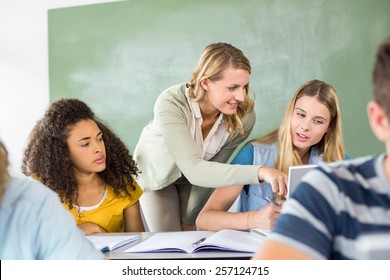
287;164;317;198
124;230;263;254
86;234;140;253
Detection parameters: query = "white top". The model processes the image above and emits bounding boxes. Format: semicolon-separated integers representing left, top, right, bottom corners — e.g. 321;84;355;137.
76;188;107;213
188;98;229;160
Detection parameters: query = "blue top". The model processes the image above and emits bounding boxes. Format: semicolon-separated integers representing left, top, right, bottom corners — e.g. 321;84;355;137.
0;176;104;259
231;142;323;212
267;153;390;259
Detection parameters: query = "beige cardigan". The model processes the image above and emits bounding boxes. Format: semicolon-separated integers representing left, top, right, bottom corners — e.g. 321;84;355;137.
134;83;261;192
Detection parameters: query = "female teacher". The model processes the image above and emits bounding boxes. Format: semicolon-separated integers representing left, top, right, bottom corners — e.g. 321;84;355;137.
134;42;287;231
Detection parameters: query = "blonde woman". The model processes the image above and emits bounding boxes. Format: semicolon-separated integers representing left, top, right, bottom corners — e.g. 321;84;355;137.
134;42;287;231
196;79;347;231
254;35;390;260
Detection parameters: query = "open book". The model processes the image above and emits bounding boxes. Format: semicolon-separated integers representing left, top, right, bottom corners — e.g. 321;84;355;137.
124;230;263;254
86;234;140;253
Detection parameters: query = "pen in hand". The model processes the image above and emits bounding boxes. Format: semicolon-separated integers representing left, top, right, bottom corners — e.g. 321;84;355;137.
265;196;281;206
192;237;206;248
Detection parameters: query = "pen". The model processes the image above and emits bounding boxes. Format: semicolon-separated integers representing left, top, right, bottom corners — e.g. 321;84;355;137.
192;237;206;248
265;196;281;206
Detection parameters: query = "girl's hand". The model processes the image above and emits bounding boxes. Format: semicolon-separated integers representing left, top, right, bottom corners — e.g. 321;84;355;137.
78;222;107;235
247;202;283;230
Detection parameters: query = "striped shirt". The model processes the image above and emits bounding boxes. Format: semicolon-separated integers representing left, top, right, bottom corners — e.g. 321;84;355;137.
268;153;390;259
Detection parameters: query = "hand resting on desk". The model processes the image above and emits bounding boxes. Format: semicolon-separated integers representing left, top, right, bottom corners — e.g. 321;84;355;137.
79;222;108;235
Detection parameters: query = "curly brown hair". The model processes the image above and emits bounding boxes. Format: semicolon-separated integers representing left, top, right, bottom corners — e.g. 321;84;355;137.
21;98;139;208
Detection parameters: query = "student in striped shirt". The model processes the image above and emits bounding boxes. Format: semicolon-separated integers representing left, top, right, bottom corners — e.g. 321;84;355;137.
253;35;390;260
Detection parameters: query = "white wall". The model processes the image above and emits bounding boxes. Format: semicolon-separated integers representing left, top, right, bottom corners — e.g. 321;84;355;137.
0;0;118;176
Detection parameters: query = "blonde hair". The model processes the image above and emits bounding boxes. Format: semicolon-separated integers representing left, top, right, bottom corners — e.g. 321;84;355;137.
0;140;10;199
253;79;346;173
187;42;254;136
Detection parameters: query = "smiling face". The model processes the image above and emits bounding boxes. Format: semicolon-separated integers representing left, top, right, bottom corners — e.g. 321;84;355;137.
199;66;250;116
66;119;106;176
290;95;331;157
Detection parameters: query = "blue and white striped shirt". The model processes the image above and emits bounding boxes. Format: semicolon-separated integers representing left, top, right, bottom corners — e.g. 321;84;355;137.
268;153;390;259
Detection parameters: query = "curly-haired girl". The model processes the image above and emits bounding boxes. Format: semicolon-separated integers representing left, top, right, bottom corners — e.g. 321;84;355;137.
22;98;144;234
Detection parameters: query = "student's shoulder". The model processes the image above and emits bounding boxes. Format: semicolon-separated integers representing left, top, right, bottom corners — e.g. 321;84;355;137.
250;141;277;152
3;176;62;215
318;154;379;182
232;144;254;165
107;179;143;197
323;154;377;170
233;142;276;164
237;142;255;156
5;176;54;203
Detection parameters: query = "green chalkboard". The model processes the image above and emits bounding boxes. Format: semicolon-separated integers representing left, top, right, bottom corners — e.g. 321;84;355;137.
48;0;390;158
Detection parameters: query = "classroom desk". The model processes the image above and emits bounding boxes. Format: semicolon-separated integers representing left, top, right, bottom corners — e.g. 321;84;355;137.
99;232;256;260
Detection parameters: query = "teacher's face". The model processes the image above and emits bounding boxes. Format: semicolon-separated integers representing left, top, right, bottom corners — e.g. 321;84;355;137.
200;66;249;116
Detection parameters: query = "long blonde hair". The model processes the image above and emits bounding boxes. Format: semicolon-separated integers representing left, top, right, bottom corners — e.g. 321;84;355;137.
187;42;254;136
253;79;345;173
0;140;10;199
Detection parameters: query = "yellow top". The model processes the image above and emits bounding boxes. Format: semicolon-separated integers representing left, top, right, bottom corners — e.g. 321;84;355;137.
64;180;143;232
